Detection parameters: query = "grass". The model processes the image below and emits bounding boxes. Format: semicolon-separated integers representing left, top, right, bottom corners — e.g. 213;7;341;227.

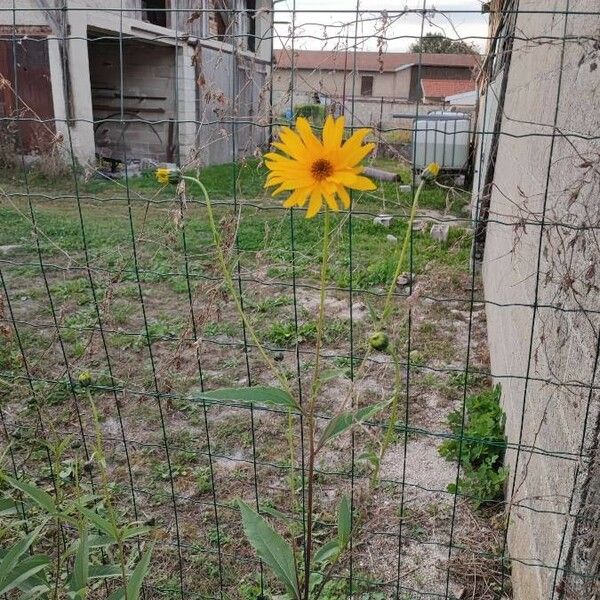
0;156;493;600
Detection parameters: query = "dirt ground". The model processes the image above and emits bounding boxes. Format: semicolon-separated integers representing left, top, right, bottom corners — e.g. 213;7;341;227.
0;178;508;599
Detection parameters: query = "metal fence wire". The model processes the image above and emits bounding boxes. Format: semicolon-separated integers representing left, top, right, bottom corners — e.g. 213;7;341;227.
0;1;599;599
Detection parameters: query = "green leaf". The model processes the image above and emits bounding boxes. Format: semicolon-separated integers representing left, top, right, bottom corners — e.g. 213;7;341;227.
18;583;50;600
88;564;123;579
126;545;153;600
0;554;50;595
260;506;292;522
120;525;152;541
3;476;56;514
337;495;351;549
77;506;118;540
69;531;89;595
0;498;25;517
0;525;44;588
313;540;339;564
107;545;153;600
197;386;299;410
88;534;115;548
238;500;299;599
318;369;346;384
318;402;389;448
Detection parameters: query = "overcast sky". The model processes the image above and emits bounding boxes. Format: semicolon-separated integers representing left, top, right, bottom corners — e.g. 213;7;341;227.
273;0;490;52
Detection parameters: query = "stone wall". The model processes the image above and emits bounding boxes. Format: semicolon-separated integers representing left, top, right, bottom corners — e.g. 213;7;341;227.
480;1;600;598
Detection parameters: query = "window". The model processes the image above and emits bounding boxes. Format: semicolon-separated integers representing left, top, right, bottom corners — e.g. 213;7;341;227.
209;0;227;42
142;0;167;28
361;75;373;96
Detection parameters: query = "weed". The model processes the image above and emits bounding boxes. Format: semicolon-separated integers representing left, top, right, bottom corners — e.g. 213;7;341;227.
203;321;238;337
111;300;135;325
61;307;97;344
195;466;213;494
438;385;508;507
447;370;487;390
266;319;349;347
31;379;71;407
50;277;92;306
247;294;292;313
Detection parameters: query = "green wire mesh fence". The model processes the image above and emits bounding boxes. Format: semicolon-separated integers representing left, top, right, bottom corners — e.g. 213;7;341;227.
1;0;599;599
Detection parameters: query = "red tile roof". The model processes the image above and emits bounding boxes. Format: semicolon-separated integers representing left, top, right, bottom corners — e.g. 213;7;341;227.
274;49;479;72
421;78;476;100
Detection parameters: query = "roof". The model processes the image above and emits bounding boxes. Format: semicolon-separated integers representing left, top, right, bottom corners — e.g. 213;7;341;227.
421;78;477;100
445;89;478;105
274;49;479;72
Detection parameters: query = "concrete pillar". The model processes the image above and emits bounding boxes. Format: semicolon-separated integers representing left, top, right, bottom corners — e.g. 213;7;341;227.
64;11;95;165
176;43;198;165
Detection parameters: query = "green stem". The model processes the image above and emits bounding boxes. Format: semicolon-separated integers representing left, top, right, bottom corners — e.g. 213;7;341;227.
304;207;330;599
372;347;403;485
380;178;425;323
185;175;303;590
183;176;291;394
86;389;128;597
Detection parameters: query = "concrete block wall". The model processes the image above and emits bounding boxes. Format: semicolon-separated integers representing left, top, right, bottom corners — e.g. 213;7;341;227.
88;38;180;162
480;1;600;598
1;0;271;167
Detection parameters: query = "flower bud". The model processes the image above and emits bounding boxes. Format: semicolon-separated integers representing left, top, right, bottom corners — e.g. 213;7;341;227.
369;331;389;352
78;371;92;387
155;167;181;185
421;162;440;182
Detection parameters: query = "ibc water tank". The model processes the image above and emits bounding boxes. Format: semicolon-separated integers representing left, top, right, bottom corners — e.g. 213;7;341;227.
412;112;470;171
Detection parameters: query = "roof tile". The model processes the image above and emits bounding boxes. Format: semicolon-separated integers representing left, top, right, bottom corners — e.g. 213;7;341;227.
274;49;479;71
421;78;477;99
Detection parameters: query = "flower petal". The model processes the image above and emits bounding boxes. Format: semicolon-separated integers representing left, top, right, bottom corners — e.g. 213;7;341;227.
306;188;323;219
336;185;351;209
346;174;377;191
295;117;323;155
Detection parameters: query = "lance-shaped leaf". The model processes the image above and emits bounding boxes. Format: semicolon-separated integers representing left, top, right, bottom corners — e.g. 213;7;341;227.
197;386;299;410
107;545;153;600
0;554;50;596
337;495;352;549
238;500;299;599
2;476;56;515
318;401;389;449
69;531;90;597
313;540;339;564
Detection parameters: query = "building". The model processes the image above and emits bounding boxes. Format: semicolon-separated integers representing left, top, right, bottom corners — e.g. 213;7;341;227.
0;0;273;167
272;48;479;128
473;0;600;598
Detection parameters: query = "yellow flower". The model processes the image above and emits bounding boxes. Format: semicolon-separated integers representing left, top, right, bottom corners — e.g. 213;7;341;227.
421;162;441;182
155;167;181;184
264;115;376;218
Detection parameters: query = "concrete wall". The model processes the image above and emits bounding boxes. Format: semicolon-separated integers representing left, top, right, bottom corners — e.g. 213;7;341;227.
88;38;177;162
0;0;272;166
272;63;476;108
479;0;600;598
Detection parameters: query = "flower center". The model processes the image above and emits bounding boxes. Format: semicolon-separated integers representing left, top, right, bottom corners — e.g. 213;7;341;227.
310;158;334;181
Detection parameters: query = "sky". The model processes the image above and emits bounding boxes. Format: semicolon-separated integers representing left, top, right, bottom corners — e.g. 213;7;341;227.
272;0;490;53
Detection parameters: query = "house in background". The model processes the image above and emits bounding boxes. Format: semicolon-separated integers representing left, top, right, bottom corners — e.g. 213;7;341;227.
272;49;479;128
0;0;273;167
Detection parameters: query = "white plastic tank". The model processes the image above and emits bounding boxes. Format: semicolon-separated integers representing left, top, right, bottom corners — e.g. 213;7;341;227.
412;111;470;171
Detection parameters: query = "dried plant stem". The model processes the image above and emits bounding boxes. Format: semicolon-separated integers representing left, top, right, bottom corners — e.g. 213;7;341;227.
184;176;291;394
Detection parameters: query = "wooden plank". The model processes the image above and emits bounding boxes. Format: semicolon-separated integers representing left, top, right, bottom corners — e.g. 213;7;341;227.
93;104;166;113
0;36;55;153
0;26;52;36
